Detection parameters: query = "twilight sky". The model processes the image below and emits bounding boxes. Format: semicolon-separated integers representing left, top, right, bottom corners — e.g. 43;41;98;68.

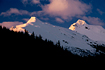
0;0;105;29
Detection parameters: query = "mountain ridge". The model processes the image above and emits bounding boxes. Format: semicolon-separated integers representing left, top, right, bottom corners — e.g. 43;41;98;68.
1;25;105;64
10;17;105;56
69;19;105;42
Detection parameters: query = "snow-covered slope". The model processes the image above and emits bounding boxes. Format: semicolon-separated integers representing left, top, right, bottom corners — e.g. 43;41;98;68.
10;17;105;56
69;19;105;43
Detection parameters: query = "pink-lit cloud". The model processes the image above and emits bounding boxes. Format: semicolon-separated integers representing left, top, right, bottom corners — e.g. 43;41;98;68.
21;0;91;20
0;21;24;28
56;18;64;23
82;16;104;25
41;0;91;20
22;0;40;5
40;17;49;20
0;8;45;18
30;12;37;16
22;0;28;5
22;18;30;22
32;0;40;4
30;11;45;16
1;0;91;20
97;9;104;15
0;8;30;16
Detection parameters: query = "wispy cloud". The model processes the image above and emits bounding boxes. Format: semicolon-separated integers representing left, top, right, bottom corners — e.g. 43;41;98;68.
31;0;40;4
22;0;40;5
0;8;45;17
22;18;29;22
22;0;28;5
97;9;104;15
56;18;64;23
81;16;104;26
40;17;49;20
30;11;44;16
0;21;23;28
0;8;30;16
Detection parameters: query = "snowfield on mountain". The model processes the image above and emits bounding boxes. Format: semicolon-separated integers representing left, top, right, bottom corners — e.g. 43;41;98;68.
10;17;105;56
69;19;105;43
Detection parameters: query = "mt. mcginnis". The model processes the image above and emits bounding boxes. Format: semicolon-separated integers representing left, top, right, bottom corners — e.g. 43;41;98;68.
10;17;105;56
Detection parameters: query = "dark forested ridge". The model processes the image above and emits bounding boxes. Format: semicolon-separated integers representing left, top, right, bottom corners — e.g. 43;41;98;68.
0;26;105;65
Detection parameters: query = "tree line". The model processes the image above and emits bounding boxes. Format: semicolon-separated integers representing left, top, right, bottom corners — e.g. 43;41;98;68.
0;25;105;64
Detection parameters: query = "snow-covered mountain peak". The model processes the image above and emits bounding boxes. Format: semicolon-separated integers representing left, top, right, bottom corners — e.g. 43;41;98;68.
10;17;44;32
9;17;105;56
76;19;87;25
27;17;36;23
69;19;87;30
69;19;105;42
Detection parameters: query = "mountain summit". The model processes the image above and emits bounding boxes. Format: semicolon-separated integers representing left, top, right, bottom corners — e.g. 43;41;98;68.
69;19;105;42
27;17;36;23
10;17;42;32
10;17;105;56
69;19;87;30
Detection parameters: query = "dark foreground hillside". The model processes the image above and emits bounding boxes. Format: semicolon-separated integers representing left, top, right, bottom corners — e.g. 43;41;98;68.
0;26;105;66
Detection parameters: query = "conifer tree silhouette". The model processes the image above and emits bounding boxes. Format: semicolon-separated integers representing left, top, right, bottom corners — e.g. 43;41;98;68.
31;32;35;39
0;25;105;64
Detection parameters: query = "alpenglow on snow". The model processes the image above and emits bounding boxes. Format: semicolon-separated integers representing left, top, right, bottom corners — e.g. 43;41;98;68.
69;19;105;43
10;17;105;56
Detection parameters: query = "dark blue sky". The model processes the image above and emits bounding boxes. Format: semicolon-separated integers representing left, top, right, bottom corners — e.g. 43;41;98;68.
0;0;105;29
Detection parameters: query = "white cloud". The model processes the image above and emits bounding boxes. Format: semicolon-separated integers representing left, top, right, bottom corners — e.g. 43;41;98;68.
41;0;91;20
0;21;24;28
82;16;104;25
97;9;104;15
0;8;30;16
56;18;64;23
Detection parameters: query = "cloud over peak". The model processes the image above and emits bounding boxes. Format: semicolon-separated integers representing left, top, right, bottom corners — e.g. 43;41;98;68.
82;16;104;26
42;0;91;19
